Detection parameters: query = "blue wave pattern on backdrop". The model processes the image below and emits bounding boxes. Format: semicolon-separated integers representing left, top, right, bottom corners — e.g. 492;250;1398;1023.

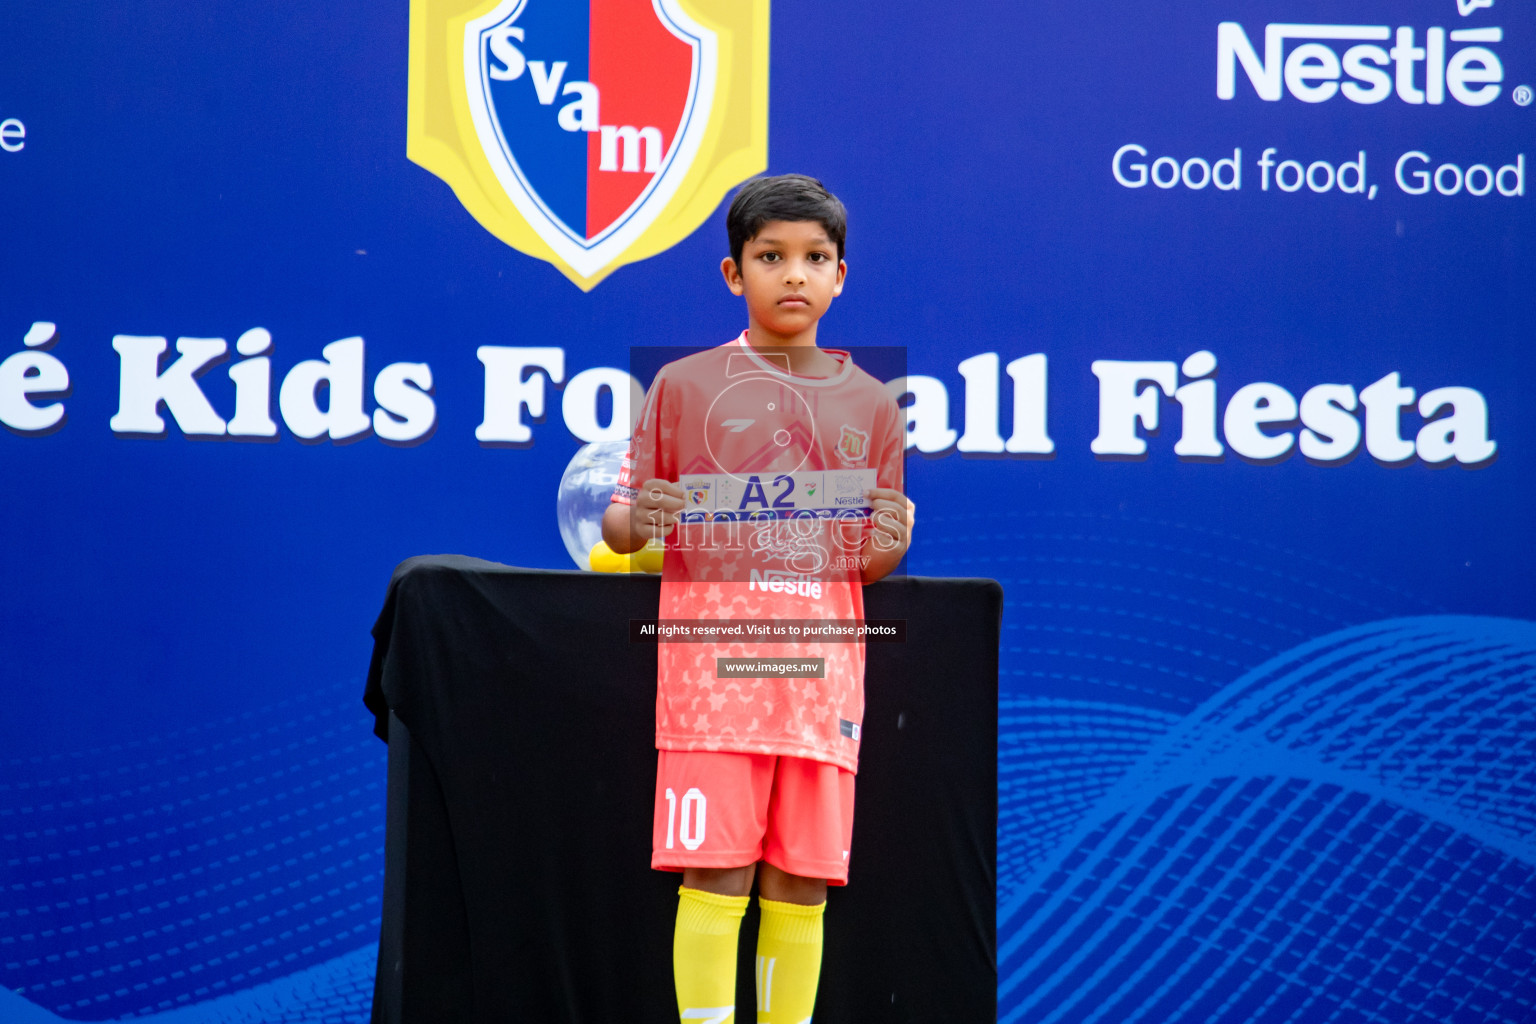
0;682;383;1020
926;514;1536;1024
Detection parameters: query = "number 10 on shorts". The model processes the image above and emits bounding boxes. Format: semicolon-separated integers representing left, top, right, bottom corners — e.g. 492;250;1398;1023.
664;787;707;850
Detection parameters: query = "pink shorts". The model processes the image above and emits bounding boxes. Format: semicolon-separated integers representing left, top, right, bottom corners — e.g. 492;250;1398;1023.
652;750;856;885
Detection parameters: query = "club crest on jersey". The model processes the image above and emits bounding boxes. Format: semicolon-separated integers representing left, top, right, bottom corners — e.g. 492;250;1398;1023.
407;0;769;290
836;424;869;465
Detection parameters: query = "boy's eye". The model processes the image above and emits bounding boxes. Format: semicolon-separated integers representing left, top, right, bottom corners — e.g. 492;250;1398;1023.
808;252;828;262
761;252;780;262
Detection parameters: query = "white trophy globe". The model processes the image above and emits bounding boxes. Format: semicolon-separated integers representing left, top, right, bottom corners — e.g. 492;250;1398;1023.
555;440;630;570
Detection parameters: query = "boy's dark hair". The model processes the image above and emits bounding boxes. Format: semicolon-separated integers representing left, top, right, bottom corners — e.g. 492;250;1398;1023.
726;174;847;267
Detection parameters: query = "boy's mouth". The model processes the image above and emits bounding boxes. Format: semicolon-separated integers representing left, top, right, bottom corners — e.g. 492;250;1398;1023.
779;293;810;307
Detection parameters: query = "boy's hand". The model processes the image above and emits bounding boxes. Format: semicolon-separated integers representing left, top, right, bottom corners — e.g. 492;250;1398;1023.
867;488;915;551
631;479;685;541
862;488;914;583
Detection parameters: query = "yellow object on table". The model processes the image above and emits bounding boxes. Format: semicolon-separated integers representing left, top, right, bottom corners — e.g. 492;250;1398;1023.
589;539;665;573
588;541;632;573
635;540;665;574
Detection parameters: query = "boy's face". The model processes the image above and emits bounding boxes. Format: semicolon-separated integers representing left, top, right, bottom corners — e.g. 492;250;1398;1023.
721;219;846;341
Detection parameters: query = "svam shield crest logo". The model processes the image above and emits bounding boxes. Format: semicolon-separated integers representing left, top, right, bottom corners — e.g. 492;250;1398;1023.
409;0;769;290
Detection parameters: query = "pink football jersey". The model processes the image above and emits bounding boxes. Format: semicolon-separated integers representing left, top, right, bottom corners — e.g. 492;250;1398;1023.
614;334;904;771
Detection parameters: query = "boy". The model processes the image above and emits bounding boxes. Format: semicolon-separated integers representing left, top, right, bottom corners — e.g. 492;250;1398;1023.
603;174;912;1024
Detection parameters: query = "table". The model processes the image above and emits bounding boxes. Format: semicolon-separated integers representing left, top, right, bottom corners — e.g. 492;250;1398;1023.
363;556;999;1023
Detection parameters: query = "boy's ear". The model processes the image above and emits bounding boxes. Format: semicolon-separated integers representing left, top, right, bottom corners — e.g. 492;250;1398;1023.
720;257;744;295
832;258;847;297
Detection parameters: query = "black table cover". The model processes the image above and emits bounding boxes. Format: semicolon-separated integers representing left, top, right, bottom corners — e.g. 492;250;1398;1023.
363;556;999;1023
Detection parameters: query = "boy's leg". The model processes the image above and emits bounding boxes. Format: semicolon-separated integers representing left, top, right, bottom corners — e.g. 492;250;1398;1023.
753;758;855;1023
655;752;775;1023
676;864;755;1021
756;865;827;1024
674;884;749;1023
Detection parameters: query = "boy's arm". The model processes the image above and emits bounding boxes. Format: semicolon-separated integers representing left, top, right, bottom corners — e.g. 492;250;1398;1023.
860;488;914;584
605;369;679;555
603;480;684;554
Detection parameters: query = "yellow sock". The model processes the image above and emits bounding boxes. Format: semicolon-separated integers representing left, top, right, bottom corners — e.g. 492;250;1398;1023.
675;886;749;1023
755;897;825;1024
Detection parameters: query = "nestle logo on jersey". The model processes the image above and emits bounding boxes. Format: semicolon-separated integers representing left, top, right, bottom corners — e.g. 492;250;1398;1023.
749;569;823;599
1218;22;1505;105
